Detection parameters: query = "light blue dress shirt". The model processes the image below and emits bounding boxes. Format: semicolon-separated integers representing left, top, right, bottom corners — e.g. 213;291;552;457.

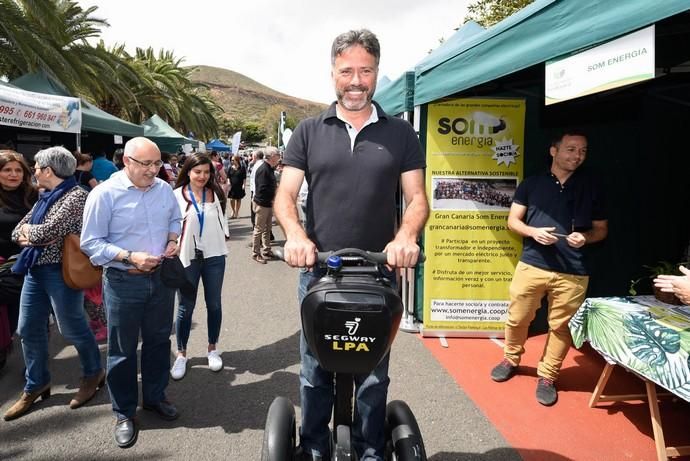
81;171;182;270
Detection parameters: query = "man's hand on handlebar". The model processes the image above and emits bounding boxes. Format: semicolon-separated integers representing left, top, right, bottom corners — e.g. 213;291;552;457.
383;234;421;268
283;236;317;268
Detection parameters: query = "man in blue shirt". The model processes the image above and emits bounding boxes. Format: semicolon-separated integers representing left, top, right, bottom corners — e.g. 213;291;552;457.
90;151;119;182
81;137;182;448
490;130;608;406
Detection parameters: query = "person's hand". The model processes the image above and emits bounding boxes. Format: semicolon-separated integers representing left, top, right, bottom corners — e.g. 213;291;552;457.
131;252;162;271
164;240;178;257
283;236;317;268
16;225;30;246
531;227;559;246
654;266;690;304
566;232;586;248
384;234;420;268
15;224;30;246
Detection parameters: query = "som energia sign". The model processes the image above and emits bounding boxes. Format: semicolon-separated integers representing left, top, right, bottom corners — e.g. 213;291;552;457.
0;84;81;133
545;25;655;105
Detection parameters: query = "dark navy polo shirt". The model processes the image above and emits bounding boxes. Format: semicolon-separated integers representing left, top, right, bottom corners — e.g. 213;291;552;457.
283;101;426;252
513;170;606;275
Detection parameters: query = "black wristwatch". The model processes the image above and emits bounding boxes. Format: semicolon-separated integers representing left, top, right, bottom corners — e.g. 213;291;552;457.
122;251;133;266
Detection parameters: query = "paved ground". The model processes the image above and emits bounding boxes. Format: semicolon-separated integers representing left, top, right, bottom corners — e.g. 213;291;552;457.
0;201;519;461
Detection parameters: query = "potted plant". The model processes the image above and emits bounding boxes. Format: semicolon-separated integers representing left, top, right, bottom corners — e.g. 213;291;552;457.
629;260;688;305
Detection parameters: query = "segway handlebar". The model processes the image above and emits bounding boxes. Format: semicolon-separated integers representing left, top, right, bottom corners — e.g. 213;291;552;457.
272;247;425;267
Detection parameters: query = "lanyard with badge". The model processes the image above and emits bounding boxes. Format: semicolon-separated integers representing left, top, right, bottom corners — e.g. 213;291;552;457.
188;184;206;236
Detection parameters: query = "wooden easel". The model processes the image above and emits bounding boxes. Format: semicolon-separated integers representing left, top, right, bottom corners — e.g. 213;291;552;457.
589;362;690;461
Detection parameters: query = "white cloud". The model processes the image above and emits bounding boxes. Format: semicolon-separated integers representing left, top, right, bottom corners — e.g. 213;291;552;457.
79;0;470;104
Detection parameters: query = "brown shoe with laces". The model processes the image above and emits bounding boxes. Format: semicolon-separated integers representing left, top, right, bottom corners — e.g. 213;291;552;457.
3;382;51;421
70;369;106;409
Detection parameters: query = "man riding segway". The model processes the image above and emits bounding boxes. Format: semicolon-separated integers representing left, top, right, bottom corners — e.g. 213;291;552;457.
274;28;429;461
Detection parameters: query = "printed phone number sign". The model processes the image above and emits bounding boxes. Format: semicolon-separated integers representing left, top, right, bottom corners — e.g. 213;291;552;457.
0;85;81;133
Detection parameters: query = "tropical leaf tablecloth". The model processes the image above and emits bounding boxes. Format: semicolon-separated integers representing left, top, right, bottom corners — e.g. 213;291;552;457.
569;295;690;402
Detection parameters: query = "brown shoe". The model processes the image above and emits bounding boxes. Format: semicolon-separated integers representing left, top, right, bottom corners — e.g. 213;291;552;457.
69;369;106;409
3;383;51;421
252;254;267;264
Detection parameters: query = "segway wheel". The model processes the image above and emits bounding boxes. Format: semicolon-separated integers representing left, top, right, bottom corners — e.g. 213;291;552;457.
261;396;296;461
385;400;427;461
335;424;352;460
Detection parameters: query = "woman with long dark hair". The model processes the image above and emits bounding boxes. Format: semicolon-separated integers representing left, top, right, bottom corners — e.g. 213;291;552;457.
0;150;38;370
170;154;229;380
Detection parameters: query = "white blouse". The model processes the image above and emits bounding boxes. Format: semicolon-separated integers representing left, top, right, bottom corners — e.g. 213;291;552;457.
174;187;229;267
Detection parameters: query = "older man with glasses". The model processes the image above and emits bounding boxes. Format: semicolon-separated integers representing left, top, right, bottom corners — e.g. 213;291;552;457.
81;137;182;449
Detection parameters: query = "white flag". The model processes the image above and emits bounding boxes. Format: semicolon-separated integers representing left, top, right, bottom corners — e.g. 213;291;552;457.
231;131;242;154
282;128;293;147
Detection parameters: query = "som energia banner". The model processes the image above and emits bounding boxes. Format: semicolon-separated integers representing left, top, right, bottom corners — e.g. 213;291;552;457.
0;84;81;133
421;98;525;337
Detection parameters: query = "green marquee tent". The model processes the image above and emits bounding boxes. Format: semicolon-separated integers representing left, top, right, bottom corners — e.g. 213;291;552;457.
143;114;197;153
374;72;416;116
10;72;143;137
414;0;690;106
374;21;484;116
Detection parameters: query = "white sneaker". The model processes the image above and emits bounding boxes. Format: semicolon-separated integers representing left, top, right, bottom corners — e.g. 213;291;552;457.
170;356;188;380
208;350;223;372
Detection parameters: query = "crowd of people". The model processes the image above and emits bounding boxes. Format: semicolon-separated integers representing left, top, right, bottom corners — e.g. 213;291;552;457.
433;179;512;208
4;25;681;461
0;28;428;460
0;136;289;446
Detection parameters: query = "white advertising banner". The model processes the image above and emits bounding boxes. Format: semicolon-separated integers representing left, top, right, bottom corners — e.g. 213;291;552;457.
231;131;242;154
545;25;655;105
0;85;81;133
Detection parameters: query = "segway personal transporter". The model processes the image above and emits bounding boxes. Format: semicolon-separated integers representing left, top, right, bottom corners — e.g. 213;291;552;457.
262;248;427;461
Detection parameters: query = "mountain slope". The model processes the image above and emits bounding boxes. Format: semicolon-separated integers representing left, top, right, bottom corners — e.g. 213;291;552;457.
189;65;328;123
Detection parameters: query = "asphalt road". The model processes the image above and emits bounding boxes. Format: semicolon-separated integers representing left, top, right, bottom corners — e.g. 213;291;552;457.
0;202;520;461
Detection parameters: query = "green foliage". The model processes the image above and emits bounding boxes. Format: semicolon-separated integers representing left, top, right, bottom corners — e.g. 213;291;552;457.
217;118;265;144
624;313;681;367
261;105;301;145
242;123;265;144
0;0;219;139
629;261;689;296
1;1;325;143
464;0;535;28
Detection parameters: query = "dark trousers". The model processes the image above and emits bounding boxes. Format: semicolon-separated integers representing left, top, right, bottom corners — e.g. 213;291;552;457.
103;268;174;419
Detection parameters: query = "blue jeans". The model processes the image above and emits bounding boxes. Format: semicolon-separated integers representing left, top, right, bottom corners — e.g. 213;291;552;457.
298;268;392;461
17;264;101;393
103;268;174;419
175;255;225;351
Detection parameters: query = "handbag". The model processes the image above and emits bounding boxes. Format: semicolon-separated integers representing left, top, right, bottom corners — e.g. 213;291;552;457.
0;258;23;299
160;256;195;292
62;233;102;290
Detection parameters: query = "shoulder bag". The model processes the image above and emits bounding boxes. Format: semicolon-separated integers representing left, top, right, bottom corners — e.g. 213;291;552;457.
62;233;102;290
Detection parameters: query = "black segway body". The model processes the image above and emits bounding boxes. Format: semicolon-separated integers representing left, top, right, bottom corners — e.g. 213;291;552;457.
262;248;425;461
301;270;403;375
